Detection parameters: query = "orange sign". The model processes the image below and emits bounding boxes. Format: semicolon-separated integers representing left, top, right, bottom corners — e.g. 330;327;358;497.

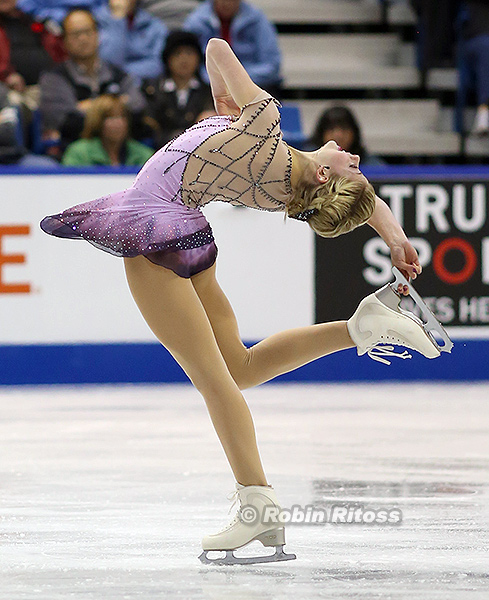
0;225;31;294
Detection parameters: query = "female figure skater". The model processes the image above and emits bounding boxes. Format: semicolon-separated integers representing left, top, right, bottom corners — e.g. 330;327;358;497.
41;38;438;565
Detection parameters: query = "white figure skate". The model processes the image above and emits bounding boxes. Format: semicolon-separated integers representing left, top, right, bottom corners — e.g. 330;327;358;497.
347;267;453;365
198;483;296;566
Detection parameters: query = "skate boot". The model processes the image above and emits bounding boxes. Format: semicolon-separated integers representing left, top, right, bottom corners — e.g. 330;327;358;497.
347;267;453;365
198;483;296;565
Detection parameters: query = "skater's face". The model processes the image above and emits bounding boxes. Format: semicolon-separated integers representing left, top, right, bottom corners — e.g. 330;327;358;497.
322;126;355;153
315;140;368;184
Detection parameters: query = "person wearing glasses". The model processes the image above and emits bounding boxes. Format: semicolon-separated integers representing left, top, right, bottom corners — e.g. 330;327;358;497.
39;8;146;156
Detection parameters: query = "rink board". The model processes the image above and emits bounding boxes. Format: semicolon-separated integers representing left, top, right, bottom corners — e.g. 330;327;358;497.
0;338;487;385
0;166;488;384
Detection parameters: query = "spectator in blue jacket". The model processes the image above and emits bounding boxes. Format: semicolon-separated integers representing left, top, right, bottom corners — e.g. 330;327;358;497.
16;0;101;24
184;0;282;97
94;0;168;80
141;0;199;30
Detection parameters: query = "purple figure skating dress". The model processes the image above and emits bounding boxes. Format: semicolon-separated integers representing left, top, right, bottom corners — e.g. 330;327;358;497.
40;92;293;278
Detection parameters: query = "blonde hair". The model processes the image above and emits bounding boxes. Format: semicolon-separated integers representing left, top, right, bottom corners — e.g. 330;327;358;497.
286;174;376;238
81;95;129;139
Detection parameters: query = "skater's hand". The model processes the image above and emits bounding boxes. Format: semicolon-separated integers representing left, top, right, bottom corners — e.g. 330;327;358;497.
214;93;241;118
390;240;422;295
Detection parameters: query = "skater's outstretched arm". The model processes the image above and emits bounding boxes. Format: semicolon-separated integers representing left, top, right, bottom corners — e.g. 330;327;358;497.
205;38;262;116
367;195;422;286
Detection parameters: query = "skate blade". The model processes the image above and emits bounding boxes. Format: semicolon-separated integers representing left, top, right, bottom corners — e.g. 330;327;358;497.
198;545;296;566
390;267;453;354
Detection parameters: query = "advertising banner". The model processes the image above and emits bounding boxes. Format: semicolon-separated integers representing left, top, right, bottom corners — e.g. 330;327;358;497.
0;171;313;345
316;170;489;333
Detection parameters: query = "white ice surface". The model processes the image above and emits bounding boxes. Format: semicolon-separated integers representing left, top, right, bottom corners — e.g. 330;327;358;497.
0;383;488;598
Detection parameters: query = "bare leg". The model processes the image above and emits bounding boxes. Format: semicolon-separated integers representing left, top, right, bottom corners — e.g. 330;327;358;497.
123;256;268;486
191;264;355;389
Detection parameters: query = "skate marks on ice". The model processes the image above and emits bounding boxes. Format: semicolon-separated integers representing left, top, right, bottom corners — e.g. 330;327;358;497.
0;383;488;599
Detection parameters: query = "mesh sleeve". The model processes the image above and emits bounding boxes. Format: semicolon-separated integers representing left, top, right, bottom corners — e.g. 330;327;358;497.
232;90;282;135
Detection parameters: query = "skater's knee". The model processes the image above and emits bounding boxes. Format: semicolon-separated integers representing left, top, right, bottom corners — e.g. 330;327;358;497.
186;365;241;401
184;344;256;392
227;346;256;390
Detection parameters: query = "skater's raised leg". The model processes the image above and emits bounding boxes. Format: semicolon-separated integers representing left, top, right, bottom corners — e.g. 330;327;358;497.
191;263;355;390
191;263;444;386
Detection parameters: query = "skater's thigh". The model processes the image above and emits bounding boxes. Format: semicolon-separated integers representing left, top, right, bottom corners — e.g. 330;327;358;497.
190;263;251;388
123;256;235;394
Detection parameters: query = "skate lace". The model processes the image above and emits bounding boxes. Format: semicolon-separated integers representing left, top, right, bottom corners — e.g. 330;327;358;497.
227;489;240;514
367;345;412;366
213;489;241;533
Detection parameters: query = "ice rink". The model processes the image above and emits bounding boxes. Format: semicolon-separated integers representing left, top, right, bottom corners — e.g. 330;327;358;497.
1;382;488;599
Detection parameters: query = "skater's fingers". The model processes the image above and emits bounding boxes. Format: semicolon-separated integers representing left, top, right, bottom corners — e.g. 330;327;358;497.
403;264;420;279
395;261;415;278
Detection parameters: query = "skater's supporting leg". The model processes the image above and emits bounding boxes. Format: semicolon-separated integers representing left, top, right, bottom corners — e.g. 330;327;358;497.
191;264;354;390
123;256;268;487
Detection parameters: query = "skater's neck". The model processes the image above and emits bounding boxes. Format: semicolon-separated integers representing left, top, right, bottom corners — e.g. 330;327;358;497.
288;146;320;190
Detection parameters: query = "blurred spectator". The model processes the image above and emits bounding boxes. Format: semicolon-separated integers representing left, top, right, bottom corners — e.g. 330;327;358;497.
94;0;168;80
0;81;24;163
39;8;146;157
142;30;213;147
459;1;489;135
62;94;154;166
0;81;58;166
309;105;385;167
184;0;282;96
410;0;460;74
16;0;101;25
0;0;65;111
140;0;200;30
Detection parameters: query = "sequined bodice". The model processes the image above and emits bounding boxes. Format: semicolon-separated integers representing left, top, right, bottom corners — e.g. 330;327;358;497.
181;92;292;211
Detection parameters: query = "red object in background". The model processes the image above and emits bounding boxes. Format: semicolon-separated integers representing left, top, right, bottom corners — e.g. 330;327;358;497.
0;15;66;82
433;237;478;285
30;21;44;34
0;27;13;80
219;17;232;46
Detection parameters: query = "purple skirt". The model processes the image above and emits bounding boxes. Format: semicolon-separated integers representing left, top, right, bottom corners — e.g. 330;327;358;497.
40;117;232;278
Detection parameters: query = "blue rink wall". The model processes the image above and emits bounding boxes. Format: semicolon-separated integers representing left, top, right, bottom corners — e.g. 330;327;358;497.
1;165;488;385
0;339;487;385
